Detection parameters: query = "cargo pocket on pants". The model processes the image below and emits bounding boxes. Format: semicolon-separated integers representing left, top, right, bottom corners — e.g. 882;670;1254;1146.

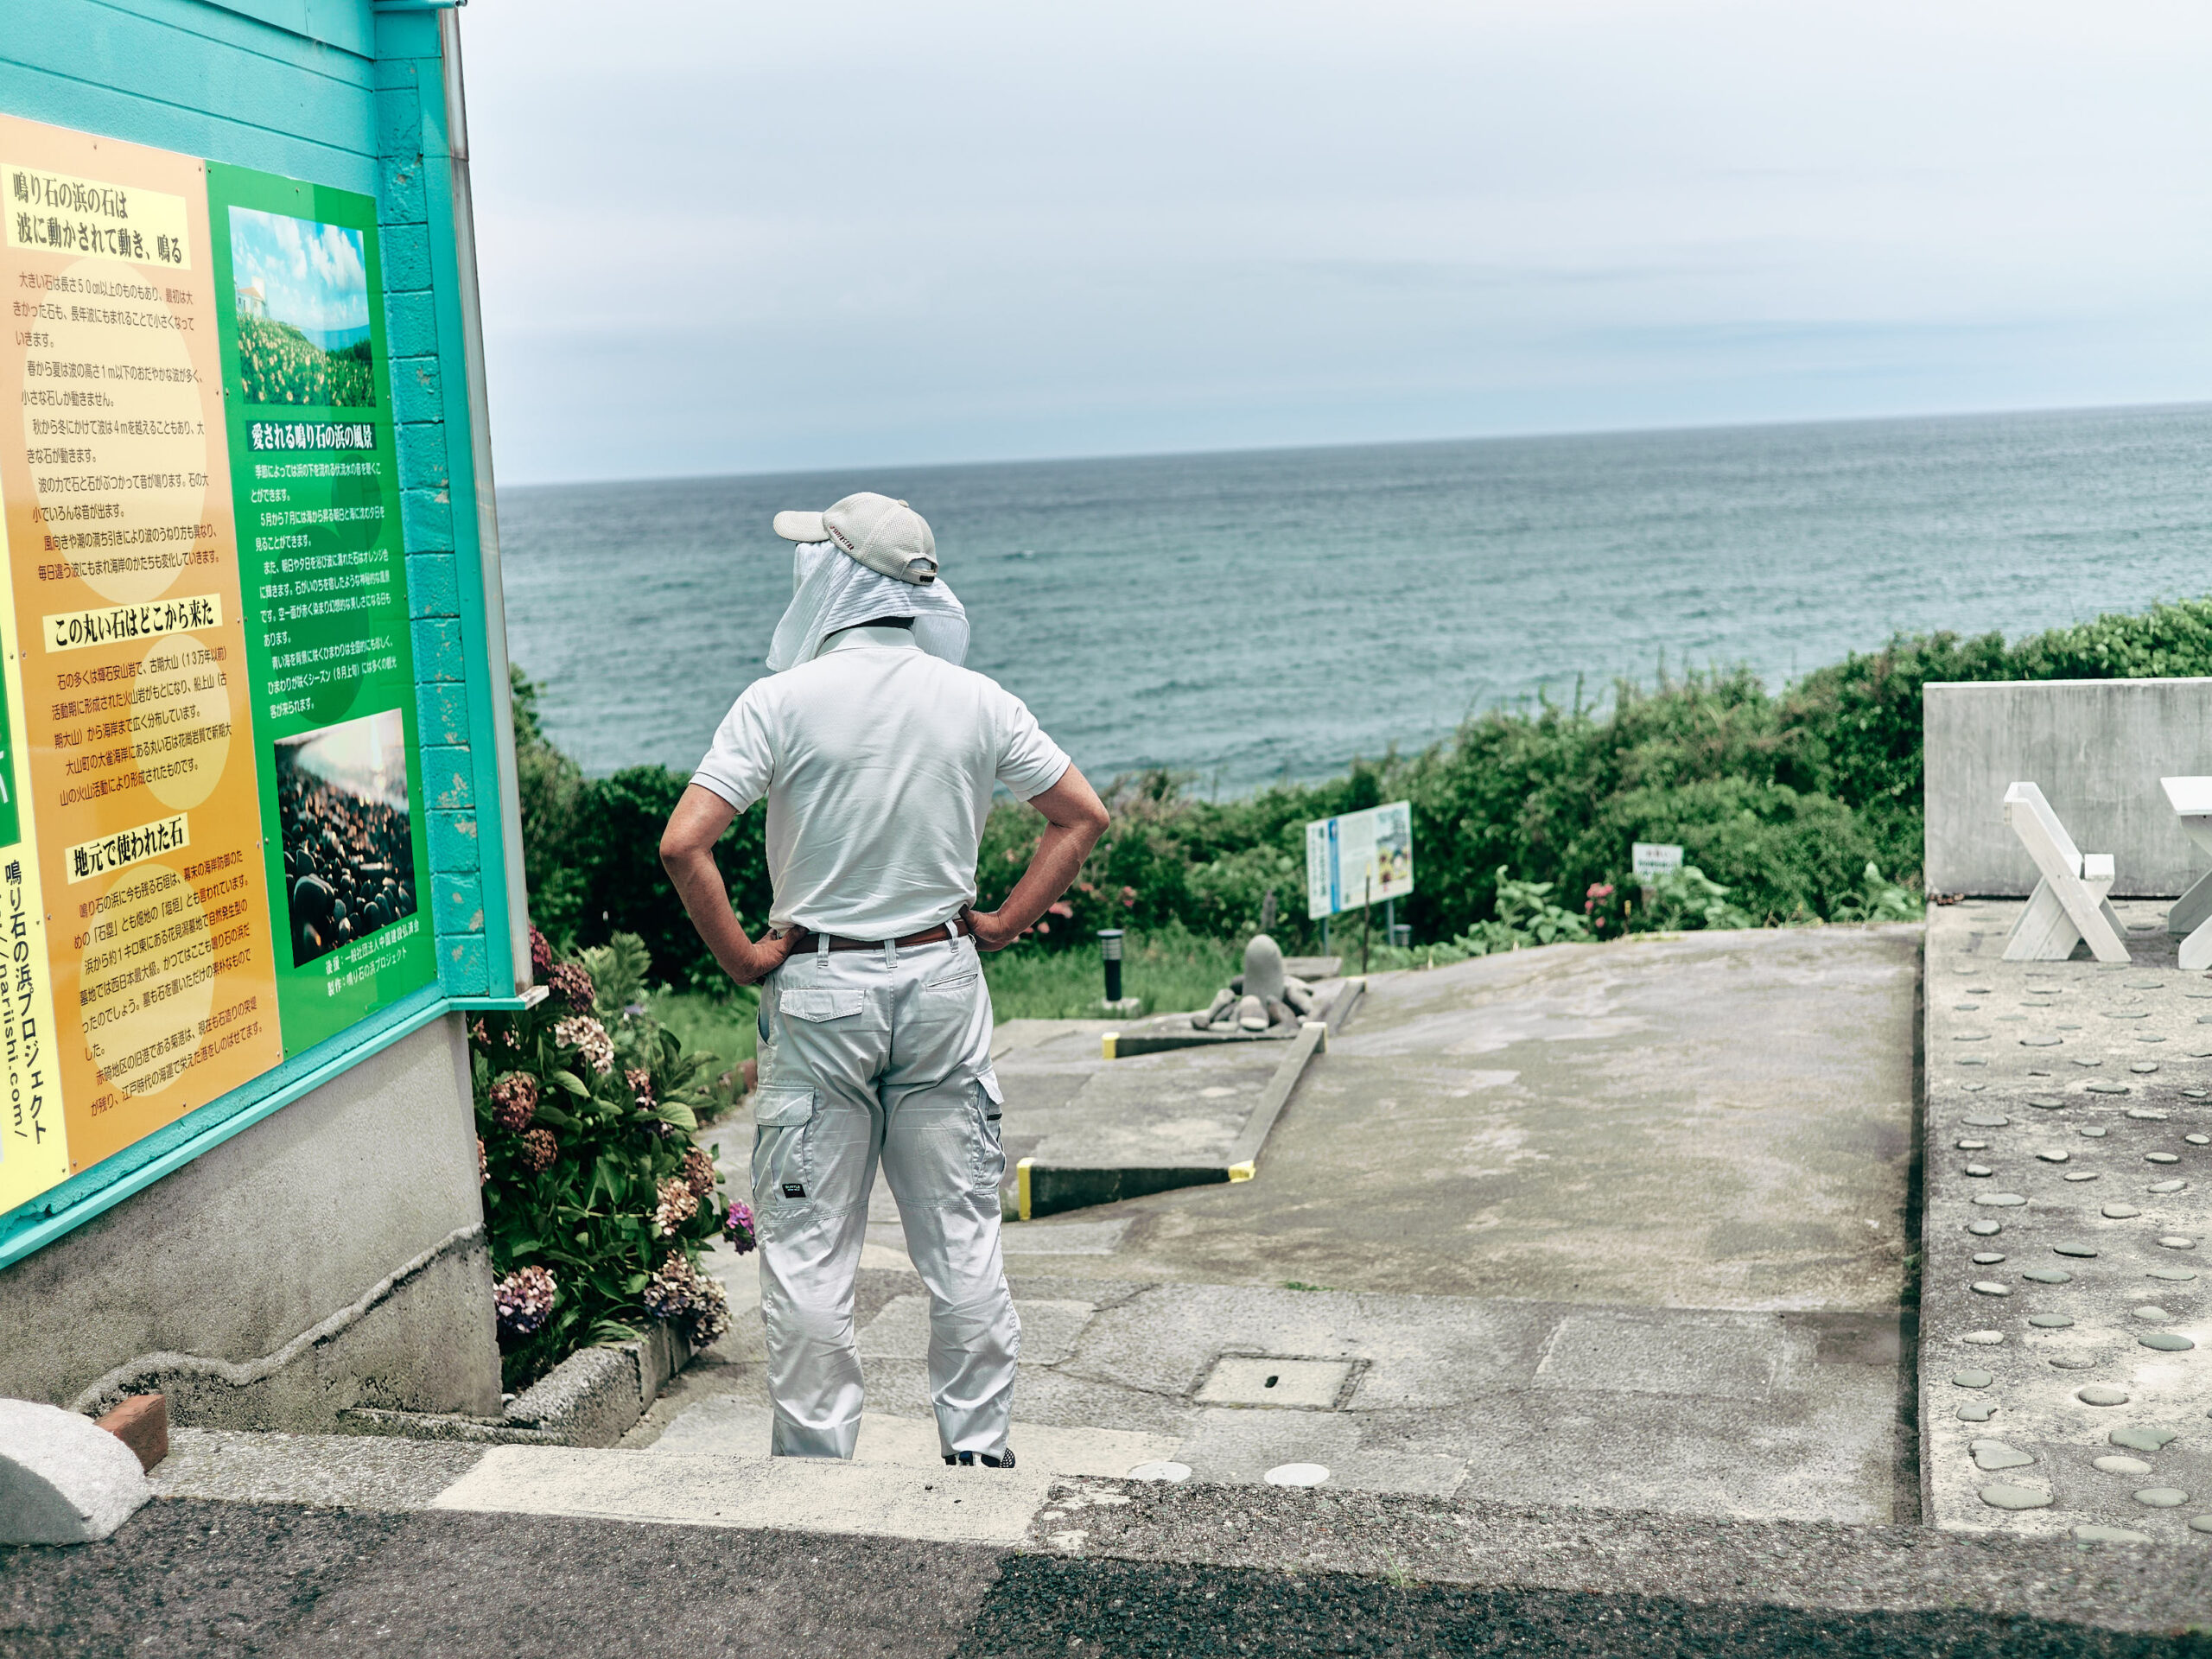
970;1073;1006;1192
752;1084;818;1228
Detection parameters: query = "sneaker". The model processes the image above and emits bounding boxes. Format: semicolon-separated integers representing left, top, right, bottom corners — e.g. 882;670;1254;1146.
941;1447;1017;1468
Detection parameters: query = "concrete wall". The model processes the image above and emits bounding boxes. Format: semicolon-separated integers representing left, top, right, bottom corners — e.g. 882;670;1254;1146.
1923;678;2212;897
0;1017;499;1428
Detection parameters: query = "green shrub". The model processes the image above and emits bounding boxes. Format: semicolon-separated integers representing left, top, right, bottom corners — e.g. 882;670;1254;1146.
510;596;2212;982
473;929;742;1390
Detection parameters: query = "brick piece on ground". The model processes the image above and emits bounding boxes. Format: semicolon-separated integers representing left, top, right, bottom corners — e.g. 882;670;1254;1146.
96;1394;168;1472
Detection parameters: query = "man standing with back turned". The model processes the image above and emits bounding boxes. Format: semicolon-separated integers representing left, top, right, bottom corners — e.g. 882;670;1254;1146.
660;493;1108;1468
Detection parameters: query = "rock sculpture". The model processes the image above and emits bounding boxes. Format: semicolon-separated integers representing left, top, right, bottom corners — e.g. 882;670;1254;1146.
1191;934;1325;1033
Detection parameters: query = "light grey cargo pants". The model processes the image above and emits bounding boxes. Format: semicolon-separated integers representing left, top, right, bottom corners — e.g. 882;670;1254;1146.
750;931;1019;1460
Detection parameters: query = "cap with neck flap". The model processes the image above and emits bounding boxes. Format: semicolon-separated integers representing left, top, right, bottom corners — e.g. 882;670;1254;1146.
772;492;938;584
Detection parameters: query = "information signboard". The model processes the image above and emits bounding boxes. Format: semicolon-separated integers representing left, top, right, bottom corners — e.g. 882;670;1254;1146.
0;114;434;1210
1305;801;1414;920
1632;842;1685;881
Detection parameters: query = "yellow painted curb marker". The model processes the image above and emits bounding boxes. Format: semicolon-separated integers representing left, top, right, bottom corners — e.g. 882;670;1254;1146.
1102;1032;1119;1060
1227;1160;1254;1182
1017;1157;1034;1221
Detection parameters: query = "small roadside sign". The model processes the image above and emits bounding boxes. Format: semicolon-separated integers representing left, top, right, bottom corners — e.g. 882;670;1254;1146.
1632;842;1685;880
1306;801;1414;920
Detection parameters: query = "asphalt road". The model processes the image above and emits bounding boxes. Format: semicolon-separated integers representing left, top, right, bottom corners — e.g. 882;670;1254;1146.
6;1499;2209;1659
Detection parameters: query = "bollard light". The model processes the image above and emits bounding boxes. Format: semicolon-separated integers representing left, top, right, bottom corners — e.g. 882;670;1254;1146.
1098;928;1125;1003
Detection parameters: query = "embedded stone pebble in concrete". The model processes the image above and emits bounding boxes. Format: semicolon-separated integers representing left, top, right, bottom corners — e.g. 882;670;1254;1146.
1964;1165;1993;1177
2135;1487;2191;1507
2149;1268;2198;1281
1951;1369;1994;1389
1263;1463;1330;1488
1970;1281;2011;1296
1970;1440;2034;1471
1979;1483;2052;1510
1927;903;2212;1538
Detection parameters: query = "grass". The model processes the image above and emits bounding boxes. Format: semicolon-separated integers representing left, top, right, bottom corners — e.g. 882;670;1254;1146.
977;925;1243;1020
644;925;1245;1054
646;985;760;1074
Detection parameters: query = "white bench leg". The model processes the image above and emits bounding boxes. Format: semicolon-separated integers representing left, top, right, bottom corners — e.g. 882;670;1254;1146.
2004;880;2081;961
2181;918;2212;973
2171;869;2212;939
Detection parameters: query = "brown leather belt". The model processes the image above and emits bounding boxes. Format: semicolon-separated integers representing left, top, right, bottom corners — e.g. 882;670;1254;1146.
788;916;969;953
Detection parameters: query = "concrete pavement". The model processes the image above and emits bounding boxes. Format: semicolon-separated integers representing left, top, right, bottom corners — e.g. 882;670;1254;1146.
659;925;1923;1526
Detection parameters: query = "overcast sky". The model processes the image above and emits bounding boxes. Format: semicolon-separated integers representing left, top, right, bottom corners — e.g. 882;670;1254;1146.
458;1;2210;485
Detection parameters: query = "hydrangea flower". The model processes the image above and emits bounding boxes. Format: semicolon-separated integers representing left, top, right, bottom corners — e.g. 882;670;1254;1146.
489;1071;540;1133
626;1065;654;1109
723;1200;757;1255
494;1264;557;1338
519;1127;559;1173
681;1144;716;1199
640;1249;731;1346
652;1174;699;1235
548;962;595;1014
553;1014;614;1075
529;925;555;977
475;1136;487;1186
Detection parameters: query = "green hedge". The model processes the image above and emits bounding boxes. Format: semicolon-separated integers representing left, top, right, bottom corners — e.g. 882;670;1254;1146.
514;595;2212;977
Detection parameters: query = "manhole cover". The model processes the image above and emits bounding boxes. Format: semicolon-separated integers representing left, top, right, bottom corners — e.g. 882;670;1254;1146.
1195;1356;1352;1408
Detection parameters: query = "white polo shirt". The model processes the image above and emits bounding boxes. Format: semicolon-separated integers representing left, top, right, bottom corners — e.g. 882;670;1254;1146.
690;626;1071;940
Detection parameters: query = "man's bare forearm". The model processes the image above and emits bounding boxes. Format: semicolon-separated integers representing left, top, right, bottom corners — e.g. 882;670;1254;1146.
966;765;1109;950
659;785;794;985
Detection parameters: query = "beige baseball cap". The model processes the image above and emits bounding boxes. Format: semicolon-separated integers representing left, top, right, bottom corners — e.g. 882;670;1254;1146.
772;492;939;584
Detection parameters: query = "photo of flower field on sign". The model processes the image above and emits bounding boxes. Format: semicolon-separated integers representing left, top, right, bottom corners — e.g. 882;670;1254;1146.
276;709;416;967
229;207;376;408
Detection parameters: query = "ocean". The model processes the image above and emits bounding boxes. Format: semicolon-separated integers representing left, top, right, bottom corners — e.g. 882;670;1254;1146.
496;403;2212;791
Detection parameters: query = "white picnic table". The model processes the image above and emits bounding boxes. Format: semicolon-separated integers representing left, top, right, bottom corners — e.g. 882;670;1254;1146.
2160;776;2212;970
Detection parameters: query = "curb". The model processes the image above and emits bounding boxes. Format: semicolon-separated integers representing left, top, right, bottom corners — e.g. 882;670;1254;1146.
337;1321;695;1449
1017;1020;1331;1220
1101;977;1364;1059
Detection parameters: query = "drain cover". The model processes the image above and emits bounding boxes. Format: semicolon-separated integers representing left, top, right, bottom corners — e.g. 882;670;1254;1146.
1195;1356;1352;1408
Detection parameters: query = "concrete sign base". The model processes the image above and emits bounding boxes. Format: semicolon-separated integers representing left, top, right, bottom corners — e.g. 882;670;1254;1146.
0;1397;150;1544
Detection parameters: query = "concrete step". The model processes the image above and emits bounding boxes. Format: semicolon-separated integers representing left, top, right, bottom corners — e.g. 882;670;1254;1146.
430;1446;1056;1545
